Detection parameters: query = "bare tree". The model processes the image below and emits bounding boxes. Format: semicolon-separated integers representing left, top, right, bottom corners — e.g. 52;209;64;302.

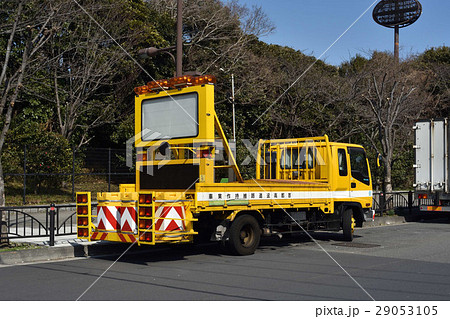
351;53;434;193
0;0;64;206
254;45;358;141
418;47;450;118
25;0;155;149
0;0;65;242
148;0;274;75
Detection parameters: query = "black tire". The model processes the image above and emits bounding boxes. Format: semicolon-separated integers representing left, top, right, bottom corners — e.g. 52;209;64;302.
342;208;354;242
228;214;261;255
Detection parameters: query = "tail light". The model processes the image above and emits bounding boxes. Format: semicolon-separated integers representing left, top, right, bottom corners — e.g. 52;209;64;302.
139;207;152;217
196;149;212;159
139;231;152;241
77;206;88;215
77;217;88;226
137;153;148;161
139;194;153;204
77;194;88;203
418;194;428;199
78;229;88;237
139;219;153;229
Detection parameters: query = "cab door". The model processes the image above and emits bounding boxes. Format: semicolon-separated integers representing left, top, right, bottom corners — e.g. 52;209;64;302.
335;147;351;197
347;147;372;199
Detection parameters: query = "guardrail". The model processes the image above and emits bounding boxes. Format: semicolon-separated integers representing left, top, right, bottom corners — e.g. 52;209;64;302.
0;203;97;246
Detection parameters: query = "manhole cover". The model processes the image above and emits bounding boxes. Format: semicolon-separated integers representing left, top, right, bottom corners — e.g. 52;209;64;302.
332;243;381;248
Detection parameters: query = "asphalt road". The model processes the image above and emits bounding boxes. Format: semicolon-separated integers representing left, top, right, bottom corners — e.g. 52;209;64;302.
1;219;450;301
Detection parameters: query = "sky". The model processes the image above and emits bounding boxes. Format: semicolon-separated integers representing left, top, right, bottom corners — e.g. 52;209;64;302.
239;0;450;66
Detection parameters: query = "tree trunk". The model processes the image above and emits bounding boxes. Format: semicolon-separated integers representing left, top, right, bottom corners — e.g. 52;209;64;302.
384;160;393;212
0;160;8;246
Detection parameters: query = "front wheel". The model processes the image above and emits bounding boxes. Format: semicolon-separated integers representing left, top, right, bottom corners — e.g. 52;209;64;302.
228;215;261;255
342;209;354;242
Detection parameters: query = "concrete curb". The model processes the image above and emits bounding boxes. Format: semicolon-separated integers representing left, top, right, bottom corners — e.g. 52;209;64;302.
0;245;84;265
363;215;406;227
0;242;134;265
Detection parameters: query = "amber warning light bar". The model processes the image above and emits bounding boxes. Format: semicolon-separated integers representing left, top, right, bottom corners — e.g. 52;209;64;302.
134;74;216;95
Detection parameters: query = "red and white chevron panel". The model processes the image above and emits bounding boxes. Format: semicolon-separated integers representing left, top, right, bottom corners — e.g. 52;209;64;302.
119;207;137;232
97;206;137;232
155;206;185;231
97;206;120;231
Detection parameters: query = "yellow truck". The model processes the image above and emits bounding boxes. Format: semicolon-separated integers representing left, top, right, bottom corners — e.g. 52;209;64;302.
76;74;374;255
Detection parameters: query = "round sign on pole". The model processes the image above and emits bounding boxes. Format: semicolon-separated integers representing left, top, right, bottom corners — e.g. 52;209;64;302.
373;0;422;62
373;0;422;29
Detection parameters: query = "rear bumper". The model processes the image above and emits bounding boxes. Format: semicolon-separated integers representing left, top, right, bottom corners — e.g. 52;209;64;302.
420;205;450;212
363;209;376;222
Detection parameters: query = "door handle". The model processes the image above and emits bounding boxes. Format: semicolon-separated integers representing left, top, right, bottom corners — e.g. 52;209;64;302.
351;182;356;188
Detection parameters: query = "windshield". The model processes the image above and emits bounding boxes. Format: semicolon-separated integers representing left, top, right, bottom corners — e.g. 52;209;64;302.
141;92;198;140
348;147;370;185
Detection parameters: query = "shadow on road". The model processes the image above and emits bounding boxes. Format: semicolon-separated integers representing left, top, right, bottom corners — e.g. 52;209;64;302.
88;230;359;265
395;207;450;224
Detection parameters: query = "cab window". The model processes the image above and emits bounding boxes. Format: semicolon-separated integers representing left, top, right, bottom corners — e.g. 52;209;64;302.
348;147;370;185
338;149;348;176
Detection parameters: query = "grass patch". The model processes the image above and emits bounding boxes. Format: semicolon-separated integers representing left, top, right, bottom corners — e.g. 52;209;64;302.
0;242;42;252
385;209;396;216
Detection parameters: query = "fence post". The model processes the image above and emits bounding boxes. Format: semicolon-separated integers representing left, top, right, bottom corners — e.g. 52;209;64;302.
408;191;413;212
23;145;27;205
108;147;111;192
49;203;55;246
72;149;75;202
380;192;385;215
0;211;8;247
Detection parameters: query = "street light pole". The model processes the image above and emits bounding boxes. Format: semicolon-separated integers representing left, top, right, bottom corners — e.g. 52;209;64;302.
138;46;177;77
231;73;235;142
176;0;183;76
138;0;183;76
229;73;237;182
219;68;237;182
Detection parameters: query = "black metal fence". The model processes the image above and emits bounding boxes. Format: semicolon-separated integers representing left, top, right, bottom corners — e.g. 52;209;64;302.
0;191;437;246
372;191;434;215
0;203;97;246
4;146;135;204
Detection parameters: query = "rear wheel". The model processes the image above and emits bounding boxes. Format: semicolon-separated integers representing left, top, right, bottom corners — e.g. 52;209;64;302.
342;209;354;241
228;215;261;255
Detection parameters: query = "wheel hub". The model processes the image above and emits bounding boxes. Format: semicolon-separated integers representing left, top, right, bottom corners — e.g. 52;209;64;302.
240;225;253;246
351;217;355;233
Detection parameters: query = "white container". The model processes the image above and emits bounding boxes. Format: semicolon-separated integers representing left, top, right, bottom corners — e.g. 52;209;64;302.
414;119;449;193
